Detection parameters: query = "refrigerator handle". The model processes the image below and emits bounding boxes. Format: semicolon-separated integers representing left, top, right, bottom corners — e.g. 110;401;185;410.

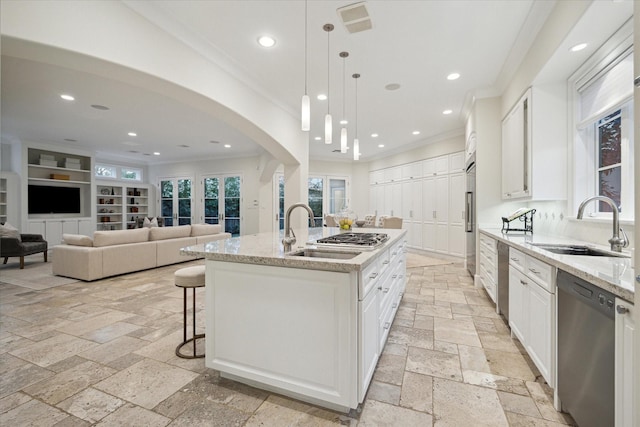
465;191;473;232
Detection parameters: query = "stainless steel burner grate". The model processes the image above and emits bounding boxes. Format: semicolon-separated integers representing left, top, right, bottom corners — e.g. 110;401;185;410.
315;232;389;248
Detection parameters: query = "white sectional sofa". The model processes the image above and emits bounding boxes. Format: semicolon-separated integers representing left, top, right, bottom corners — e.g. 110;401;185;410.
52;224;231;281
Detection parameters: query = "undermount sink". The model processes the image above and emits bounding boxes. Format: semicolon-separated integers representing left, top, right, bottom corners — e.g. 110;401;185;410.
288;249;361;260
530;243;630;258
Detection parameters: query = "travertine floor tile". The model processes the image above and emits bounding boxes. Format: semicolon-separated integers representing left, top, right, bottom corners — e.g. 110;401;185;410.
366;380;401;405
0;397;69;426
388;325;433;349
0;391;32;414
244;395;351;426
484;349;537;381
94;403;171;427
9;333;98;367
497;390;542;418
23;360;116;405
95;358;198;410
405;347;462;381
399;371;433;413
0;362;55;399
372;353;406;386
359;399;432;426
433;378;508;427
434;317;481;347
56;387;125;423
462;370;530;396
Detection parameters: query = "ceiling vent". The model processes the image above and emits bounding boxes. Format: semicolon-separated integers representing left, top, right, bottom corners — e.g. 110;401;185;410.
337;2;372;34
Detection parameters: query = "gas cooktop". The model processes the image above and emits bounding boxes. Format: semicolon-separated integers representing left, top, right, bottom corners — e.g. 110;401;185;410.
314;232;389;250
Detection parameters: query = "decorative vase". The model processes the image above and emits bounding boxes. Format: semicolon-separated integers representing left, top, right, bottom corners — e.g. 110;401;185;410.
335;208;357;231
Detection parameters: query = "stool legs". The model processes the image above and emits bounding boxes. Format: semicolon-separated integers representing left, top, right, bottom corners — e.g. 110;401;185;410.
175;286;205;359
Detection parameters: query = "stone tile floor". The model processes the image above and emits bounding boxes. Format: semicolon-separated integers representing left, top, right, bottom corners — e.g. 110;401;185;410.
0;256;576;426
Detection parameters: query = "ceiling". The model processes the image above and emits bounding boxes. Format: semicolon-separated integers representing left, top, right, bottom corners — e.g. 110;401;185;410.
2;1;557;165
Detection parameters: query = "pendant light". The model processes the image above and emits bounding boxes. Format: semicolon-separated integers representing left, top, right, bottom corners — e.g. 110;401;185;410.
301;0;310;131
339;51;349;154
353;73;361;161
323;23;334;144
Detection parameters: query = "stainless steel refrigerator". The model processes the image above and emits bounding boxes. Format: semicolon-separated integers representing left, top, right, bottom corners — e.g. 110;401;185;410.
465;154;476;277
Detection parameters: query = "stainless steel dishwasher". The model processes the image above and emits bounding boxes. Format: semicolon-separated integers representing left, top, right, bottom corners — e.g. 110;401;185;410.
496;241;509;322
557;269;615;427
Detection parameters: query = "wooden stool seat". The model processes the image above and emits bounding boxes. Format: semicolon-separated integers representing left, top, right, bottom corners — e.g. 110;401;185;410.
175;265;205;359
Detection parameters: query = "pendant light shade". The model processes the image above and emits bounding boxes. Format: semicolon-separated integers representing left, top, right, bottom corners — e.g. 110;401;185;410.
323;23;334;144
301;0;310;131
353;73;361;160
339;51;349;153
325;114;332;144
301;94;310;131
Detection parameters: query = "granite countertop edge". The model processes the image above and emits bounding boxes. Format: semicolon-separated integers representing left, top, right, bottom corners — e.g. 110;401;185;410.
181;227;408;273
479;228;635;302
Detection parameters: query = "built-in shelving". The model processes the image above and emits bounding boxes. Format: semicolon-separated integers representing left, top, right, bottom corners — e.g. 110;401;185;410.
95;183;150;229
125;186;149;229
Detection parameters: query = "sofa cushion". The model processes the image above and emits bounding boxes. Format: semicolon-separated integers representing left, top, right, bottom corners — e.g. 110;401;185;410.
62;233;93;247
190;223;222;236
149;225;191;241
93;228;150;247
0;222;21;241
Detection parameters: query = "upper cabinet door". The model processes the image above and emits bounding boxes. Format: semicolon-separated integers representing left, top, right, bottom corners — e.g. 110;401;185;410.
502;89;531;199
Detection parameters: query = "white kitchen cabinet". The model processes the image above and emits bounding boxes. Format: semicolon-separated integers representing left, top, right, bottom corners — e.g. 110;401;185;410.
0;172;19;226
359;270;380;400
369;151;465;256
479;235;498;303
508;252;556;387
28;218;92;246
614;298;635;427
501;85;566;201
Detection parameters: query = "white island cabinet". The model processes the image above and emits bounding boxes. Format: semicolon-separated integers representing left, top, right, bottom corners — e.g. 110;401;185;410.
182;227;407;412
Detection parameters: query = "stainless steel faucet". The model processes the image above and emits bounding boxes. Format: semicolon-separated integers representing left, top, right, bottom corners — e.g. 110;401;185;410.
576;195;629;252
282;202;315;252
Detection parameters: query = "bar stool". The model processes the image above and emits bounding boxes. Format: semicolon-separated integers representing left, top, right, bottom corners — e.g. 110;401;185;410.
174;265;206;359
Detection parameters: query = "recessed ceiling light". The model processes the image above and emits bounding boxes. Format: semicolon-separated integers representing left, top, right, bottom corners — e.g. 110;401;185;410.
412;130;421;135
314;136;322;141
257;35;276;48
442;109;453;115
91;104;109;110
60;94;75;101
178;144;190;148
447;73;460;80
371;133;379;138
64;138;77;142
209;140;220;144
570;43;587;52
340;119;348;125
317;94;327;100
128;150;140;153
128;132;137;137
224;144;231;148
153;152;160;156
378;144;385;148
385;83;401;91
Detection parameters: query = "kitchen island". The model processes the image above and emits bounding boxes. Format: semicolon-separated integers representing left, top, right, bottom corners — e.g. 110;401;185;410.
182;227;407;412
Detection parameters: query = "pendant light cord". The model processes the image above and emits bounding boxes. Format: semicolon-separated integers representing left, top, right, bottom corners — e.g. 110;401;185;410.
327;28;330;115
304;0;307;94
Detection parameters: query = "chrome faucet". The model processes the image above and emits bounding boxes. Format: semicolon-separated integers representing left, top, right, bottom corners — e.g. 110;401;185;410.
576;196;629;252
282;202;315;252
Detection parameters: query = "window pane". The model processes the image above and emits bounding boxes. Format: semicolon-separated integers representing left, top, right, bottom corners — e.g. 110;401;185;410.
161;199;173;217
95;165;116;178
599;167;621;212
161;181;173;198
178;179;191;198
598;112;621;168
225;177;240;197
121;169;142;181
204;199;219;218
308;178;323;220
225;198;240;217
178;199;191;218
204;178;219;198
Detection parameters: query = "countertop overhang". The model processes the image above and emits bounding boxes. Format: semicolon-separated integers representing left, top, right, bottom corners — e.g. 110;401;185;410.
181;227;407;273
480;228;635;302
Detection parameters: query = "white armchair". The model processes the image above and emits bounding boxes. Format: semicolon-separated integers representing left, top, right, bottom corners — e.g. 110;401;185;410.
363;215;376;227
324;214;337;227
380;216;403;229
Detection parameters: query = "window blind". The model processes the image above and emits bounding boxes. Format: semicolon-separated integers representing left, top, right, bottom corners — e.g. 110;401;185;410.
577;51;632;127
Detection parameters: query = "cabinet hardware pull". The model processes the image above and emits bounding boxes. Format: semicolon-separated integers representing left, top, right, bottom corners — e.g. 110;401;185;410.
383;287;390;293
383;260;390;265
392;275;398;279
392;303;398;308
384;322;391;329
510;257;519;262
377;286;383;291
529;268;540;275
520;280;527;286
369;272;379;279
616;305;628;314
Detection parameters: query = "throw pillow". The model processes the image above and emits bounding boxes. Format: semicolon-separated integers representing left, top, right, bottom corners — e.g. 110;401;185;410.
62;233;93;247
0;222;21;242
143;217;159;228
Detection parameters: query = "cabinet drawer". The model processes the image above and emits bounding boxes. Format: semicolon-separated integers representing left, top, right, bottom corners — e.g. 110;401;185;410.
361;260;380;299
479;252;497;282
479;235;497;254
480;272;496;303
509;248;525;272
525;256;554;293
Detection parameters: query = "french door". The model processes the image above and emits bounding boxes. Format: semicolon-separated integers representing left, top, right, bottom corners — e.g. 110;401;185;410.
159;177;193;226
201;174;242;236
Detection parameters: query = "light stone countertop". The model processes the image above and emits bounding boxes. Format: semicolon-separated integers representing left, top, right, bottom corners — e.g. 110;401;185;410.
181;227;407;273
480;228;635;303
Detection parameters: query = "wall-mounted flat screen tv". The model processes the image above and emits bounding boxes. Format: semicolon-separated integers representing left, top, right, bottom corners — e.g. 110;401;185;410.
28;185;81;214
